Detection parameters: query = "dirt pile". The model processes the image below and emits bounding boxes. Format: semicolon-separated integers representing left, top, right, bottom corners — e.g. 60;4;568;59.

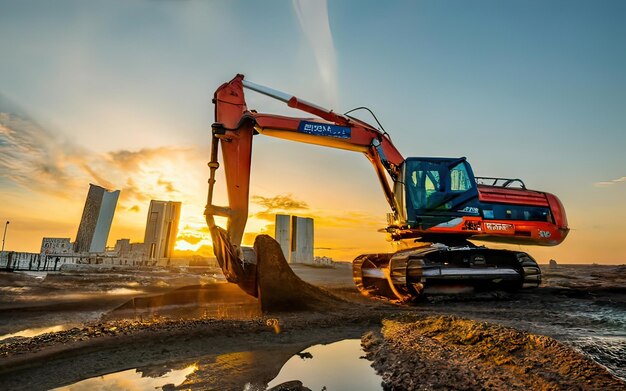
362;315;624;390
254;235;348;313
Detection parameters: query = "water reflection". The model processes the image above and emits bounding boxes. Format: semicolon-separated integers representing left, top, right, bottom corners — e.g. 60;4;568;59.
267;339;382;391
51;364;198;391
0;325;69;341
105;288;145;296
40;336;378;390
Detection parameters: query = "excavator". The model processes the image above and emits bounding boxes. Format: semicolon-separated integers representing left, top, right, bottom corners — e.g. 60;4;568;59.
205;74;569;303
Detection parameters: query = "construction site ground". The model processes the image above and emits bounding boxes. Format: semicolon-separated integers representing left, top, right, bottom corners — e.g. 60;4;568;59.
0;263;624;390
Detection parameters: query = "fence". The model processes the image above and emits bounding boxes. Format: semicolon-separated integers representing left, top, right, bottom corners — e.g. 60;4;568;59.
0;252;81;271
0;251;219;271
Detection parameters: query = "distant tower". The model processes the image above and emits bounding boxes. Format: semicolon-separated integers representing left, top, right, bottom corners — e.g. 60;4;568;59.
275;214;291;262
274;214;314;264
144;200;181;263
74;184;120;253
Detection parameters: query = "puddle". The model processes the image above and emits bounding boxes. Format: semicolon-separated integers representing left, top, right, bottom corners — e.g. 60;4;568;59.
0;325;71;342
550;303;626;381
49;338;382;390
567;334;626;381
51;364;198;391
266;339;382;391
15;271;48;279
105;288;145;296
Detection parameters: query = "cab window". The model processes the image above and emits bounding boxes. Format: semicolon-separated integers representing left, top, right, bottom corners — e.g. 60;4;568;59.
450;162;472;191
406;159;476;212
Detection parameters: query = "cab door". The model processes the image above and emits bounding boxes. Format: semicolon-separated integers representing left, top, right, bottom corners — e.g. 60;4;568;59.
404;157;479;228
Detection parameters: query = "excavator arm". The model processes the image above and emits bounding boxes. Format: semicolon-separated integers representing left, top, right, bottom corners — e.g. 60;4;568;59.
205;74;405;296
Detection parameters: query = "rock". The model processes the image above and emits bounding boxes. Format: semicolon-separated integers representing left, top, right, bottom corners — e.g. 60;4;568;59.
267;380;312;391
549;259;558;269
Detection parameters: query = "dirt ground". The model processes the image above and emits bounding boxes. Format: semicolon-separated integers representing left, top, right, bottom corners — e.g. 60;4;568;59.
0;263;624;390
363;315;624;390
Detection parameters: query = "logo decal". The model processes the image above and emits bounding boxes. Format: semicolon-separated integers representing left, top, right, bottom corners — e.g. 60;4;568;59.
298;121;351;139
458;206;479;215
484;222;515;232
539;230;551;238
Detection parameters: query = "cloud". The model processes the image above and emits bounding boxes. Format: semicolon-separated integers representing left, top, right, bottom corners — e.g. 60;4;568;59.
312;210;385;229
251;194;309;222
106;147;193;172
182;224;210;234
0;109;197;210
120;178;151;204
173;244;213;258
253;211;279;222
0;112;90;196
177;232;204;246
81;163;116;190
251;194;309;210
292;0;338;107
594;176;626;186
157;177;177;193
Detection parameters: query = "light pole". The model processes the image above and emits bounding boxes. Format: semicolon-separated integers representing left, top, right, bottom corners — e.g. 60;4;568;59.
1;221;9;253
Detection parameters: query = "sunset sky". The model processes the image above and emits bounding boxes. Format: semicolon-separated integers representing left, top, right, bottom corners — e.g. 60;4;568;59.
1;0;625;263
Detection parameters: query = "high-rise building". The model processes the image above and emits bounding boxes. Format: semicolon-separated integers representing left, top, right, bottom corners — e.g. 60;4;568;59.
144;200;181;263
275;214;291;262
275;214;314;264
74;184;120;253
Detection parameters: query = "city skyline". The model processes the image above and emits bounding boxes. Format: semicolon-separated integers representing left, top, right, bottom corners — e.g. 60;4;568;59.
1;1;625;263
39;186;184;260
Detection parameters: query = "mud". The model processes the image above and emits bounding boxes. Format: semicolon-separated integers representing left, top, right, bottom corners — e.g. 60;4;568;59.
104;283;261;321
0;311;384;390
0;263;624;390
0;267;222;335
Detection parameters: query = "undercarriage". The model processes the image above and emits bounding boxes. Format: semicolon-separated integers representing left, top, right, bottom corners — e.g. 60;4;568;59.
352;241;541;303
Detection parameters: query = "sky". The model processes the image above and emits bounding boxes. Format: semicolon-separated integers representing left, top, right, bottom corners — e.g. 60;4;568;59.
0;0;625;263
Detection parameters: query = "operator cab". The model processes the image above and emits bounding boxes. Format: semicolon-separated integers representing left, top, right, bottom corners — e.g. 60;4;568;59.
403;157;479;228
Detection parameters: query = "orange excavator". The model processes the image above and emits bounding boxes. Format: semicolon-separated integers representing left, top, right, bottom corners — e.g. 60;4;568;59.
205;74;569;303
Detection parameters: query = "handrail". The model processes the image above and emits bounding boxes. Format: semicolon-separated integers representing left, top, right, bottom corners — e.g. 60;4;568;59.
475;176;526;189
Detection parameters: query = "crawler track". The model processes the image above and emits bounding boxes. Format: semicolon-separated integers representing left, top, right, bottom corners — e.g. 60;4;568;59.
353;243;541;303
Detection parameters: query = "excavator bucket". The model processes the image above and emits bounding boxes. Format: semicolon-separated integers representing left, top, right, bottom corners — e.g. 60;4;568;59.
209;225;258;298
